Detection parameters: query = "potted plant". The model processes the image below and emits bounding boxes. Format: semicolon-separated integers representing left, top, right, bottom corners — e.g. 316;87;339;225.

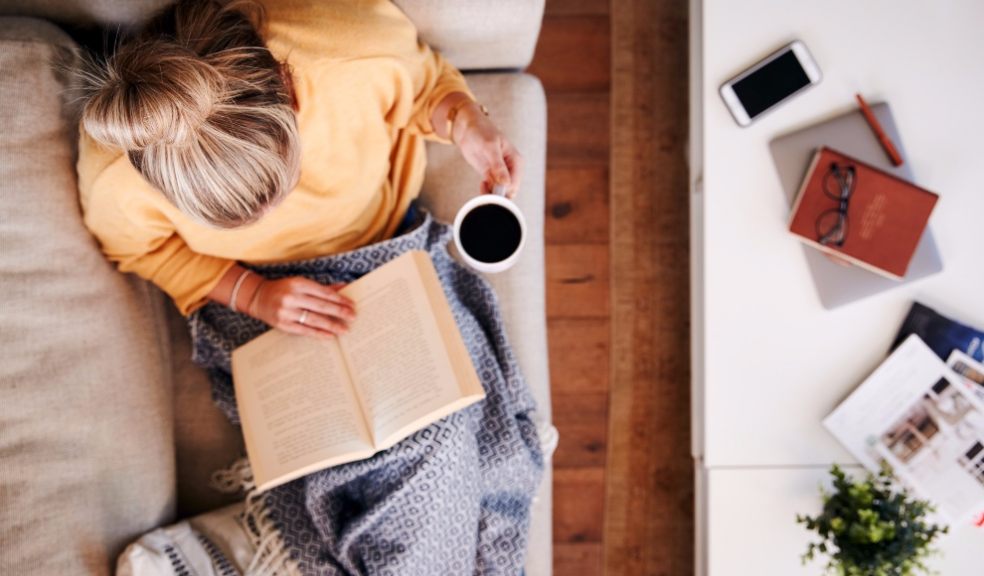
797;465;948;576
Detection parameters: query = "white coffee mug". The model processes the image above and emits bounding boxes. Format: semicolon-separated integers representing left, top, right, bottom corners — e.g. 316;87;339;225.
452;184;527;273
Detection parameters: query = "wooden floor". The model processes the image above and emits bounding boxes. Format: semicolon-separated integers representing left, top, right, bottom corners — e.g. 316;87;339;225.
528;1;693;574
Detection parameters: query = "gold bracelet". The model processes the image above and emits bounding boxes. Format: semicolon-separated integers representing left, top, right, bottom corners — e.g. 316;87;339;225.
446;99;489;143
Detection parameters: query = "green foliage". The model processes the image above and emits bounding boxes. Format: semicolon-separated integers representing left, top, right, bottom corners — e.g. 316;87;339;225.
797;465;948;576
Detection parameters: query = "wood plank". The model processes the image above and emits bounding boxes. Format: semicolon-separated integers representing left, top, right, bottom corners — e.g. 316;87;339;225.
546;244;609;319
605;0;694;575
545;166;609;245
544;0;609;16
547;317;609;395
551;392;608;468
553;467;606;543
529;16;610;93
553;543;604;576
546;93;610;167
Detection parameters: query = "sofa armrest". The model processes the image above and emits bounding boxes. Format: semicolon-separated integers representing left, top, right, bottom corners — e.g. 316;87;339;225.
417;72;552;576
393;0;545;71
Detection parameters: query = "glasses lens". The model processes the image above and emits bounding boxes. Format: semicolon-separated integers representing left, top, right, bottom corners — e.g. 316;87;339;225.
823;163;855;201
816;209;847;246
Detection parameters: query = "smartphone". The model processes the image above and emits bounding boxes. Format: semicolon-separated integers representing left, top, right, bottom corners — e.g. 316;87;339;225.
719;41;822;127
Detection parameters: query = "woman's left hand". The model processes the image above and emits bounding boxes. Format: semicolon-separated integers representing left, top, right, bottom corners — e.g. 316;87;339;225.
453;104;524;199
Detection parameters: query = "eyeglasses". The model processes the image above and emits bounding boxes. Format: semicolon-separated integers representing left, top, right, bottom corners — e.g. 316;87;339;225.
816;162;856;247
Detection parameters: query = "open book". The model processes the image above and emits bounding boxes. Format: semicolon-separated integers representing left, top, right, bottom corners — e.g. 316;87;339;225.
231;251;485;493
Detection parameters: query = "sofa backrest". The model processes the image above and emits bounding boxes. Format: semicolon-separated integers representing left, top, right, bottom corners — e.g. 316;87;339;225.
0;0;545;71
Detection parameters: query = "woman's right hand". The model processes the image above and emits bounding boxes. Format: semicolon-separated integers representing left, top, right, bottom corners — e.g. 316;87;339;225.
248;276;355;339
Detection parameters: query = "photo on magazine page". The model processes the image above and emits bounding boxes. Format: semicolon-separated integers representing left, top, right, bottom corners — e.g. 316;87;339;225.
948;349;984;403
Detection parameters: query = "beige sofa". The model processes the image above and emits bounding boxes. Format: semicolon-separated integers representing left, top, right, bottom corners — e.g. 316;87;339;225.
0;1;552;574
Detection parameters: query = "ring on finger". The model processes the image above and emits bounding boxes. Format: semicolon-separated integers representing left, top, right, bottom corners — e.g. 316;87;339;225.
298;309;309;326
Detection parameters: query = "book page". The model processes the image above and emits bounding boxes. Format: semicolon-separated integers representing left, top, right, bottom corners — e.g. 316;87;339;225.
232;330;374;490
824;335;984;523
413;251;485;400
338;252;483;446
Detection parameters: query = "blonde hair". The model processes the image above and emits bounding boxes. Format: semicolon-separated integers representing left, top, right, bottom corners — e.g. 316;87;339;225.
79;0;300;228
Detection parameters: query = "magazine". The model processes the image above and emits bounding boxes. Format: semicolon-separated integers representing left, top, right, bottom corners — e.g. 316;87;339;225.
891;302;984;363
824;335;984;524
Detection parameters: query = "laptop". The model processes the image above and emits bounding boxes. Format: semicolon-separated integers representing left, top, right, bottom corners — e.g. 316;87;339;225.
769;102;943;309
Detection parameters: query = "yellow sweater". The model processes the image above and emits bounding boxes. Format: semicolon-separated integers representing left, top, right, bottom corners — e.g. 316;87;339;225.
77;0;472;315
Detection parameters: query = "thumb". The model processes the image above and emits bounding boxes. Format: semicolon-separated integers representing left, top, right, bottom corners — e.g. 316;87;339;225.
490;161;511;186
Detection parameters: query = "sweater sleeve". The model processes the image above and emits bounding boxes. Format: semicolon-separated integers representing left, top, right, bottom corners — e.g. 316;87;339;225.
380;2;474;143
77;132;236;316
403;46;475;143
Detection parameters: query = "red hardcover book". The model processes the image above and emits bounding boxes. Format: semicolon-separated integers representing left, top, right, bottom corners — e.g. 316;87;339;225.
788;147;939;280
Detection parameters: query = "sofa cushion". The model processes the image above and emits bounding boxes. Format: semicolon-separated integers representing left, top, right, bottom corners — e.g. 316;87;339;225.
0;17;176;575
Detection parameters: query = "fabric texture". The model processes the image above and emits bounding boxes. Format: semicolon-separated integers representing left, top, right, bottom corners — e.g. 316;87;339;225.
0;0;545;71
0;17;176;575
393;0;545;71
187;212;544;574
76;0;475;315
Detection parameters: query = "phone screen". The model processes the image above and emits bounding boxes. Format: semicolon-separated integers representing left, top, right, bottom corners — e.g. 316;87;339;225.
732;50;810;119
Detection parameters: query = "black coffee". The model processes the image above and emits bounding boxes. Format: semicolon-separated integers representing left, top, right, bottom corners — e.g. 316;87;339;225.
459;204;522;263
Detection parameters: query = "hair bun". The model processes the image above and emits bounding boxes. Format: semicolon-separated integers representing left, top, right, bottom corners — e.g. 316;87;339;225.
81;41;224;151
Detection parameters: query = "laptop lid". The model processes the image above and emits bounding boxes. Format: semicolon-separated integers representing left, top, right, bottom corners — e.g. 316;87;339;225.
769;102;943;309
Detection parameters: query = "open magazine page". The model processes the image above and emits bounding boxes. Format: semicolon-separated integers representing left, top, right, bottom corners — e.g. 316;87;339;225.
824;335;984;523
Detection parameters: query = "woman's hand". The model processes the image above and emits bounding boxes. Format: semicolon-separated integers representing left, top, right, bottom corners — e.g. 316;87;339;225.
248;277;355;340
452;103;524;199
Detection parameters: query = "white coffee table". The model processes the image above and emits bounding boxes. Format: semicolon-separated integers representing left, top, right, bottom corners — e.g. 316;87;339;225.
689;0;984;573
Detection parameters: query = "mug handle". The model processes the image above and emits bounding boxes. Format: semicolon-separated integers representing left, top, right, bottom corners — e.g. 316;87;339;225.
491;183;508;197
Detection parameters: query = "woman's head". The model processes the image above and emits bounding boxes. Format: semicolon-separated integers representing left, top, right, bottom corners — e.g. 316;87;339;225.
79;0;300;228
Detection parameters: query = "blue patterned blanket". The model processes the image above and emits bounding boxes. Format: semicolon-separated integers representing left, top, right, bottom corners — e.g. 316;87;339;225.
188;211;544;575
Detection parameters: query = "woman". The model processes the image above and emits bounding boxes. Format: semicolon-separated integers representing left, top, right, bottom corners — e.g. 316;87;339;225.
78;1;543;574
78;0;522;335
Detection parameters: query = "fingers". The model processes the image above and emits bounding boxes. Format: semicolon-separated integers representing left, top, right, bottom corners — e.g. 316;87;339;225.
296;306;350;336
481;140;523;199
289;281;354;338
293;277;354;307
255;277;356;340
296;294;355;323
276;302;349;340
502;144;524;199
